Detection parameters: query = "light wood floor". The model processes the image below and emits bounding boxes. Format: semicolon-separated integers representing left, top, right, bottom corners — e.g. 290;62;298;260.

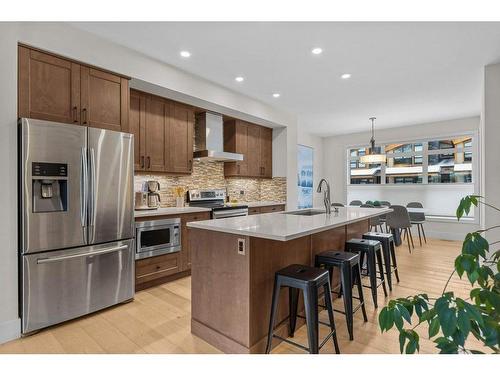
0;238;484;354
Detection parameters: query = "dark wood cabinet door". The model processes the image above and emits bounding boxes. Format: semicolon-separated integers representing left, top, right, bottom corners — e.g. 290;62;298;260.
129;90;146;170
18;46;80;124
260;126;273;178
182;212;211;270
81;66;128;132
145;95;167;172
247;123;261;177
168;102;194;173
224;119;248;177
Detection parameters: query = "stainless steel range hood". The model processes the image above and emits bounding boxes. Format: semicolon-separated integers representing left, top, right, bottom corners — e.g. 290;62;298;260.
193;112;244;162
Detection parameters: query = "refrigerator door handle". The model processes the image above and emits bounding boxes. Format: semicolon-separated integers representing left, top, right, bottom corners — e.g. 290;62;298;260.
89;147;96;242
36;245;129;264
80;147;88;243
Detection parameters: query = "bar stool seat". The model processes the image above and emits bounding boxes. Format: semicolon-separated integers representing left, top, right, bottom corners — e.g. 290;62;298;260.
315;250;368;340
345;239;388;308
266;264;340;354
362;232;400;291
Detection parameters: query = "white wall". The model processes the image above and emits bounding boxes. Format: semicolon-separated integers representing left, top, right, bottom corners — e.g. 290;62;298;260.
0;22;303;343
483;64;500;246
297;127;324;207
323;117;481;240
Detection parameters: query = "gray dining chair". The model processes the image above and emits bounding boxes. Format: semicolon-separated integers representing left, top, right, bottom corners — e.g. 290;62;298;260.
361;204;384;232
350;200;363;206
331;202;345;207
407;202;427;246
378;201;391;231
386;205;414;253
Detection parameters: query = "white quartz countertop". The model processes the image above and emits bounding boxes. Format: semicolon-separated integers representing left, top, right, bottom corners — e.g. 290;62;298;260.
187;206;392;241
245;201;286;208
134;206;211;218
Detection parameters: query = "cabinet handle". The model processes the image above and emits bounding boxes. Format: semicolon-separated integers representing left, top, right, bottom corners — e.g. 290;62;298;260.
147;156;151;169
73;106;78;123
237;164;240;174
82;108;87;124
140;156;145;169
188;159;192;171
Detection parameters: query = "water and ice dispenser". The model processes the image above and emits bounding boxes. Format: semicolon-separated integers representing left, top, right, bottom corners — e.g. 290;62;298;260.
32;162;68;213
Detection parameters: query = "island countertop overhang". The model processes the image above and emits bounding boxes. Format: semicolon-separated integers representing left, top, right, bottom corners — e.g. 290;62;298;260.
187;206;392;241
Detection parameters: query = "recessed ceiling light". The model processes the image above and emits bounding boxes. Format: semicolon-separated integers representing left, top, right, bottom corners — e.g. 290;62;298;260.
180;50;191;58
341;73;352;79
311;47;323;55
235;76;244;82
272;93;281;98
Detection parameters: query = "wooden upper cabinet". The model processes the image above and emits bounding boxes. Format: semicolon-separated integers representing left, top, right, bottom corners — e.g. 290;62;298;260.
167;102;194;174
18;46;81;124
145;95;167;172
18;45;129;132
247;123;261;177
260;126;273;178
81;66;128;132
129;90;146;170
223;119;272;178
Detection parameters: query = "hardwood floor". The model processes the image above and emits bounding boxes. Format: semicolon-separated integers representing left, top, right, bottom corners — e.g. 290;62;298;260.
0;238;484;354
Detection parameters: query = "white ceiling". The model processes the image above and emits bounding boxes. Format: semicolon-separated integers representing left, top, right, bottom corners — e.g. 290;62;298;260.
72;22;500;136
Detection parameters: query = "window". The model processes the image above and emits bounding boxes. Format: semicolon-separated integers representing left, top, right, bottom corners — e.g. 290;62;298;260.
348;147;381;184
427;137;473;184
348;136;473;185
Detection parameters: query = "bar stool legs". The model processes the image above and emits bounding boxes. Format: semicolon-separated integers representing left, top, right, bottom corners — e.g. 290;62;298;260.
266;264;340;354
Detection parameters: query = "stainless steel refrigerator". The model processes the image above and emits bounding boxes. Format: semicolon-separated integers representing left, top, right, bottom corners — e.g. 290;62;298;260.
19;118;135;334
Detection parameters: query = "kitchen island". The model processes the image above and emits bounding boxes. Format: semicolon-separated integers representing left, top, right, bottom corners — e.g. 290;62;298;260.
187;206;391;353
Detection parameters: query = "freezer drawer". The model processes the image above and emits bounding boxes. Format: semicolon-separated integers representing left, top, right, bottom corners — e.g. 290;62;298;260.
22;239;134;333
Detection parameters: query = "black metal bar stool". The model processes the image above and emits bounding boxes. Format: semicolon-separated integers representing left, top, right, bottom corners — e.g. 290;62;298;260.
345;239;388;308
315;251;368;340
265;264;340;354
362;232;400;291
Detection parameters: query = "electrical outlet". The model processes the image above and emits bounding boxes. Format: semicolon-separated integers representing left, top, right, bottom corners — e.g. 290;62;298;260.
237;238;246;255
239;190;244;195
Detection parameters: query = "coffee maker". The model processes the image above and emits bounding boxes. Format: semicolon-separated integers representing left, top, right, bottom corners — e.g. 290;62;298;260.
146;180;161;208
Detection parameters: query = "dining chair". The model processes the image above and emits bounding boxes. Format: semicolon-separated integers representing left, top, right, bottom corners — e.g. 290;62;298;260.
406;202;427;246
350;200;363;206
378;201;391;231
361;204;384;233
386;205;414;253
331;202;345;207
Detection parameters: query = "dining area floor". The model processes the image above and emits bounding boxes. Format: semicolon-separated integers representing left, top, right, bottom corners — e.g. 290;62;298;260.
0;238;485;354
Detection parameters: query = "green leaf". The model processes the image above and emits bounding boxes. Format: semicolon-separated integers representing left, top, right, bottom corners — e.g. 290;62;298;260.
378;307;394;332
457;309;471;337
396;304;412;324
393;308;404;330
464;302;484;326
428;317;440;338
438;307;457;337
399;331;406;354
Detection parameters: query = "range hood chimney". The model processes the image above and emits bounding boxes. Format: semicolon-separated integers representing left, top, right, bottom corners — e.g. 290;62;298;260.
193;112;244;162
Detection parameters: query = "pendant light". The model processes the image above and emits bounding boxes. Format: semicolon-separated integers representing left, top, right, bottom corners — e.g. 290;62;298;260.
359;117;386;164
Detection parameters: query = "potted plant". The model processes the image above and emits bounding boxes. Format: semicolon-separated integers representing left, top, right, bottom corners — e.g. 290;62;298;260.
378;195;499;353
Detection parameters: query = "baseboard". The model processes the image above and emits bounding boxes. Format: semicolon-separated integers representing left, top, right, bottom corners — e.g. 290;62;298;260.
0;318;21;345
425;231;467;241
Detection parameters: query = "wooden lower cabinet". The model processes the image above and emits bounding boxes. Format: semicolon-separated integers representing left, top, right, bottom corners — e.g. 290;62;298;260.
258;204;285;213
248;207;261;215
135;211;210;291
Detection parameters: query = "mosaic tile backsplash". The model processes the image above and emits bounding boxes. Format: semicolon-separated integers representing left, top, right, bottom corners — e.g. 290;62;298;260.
135;160;287;207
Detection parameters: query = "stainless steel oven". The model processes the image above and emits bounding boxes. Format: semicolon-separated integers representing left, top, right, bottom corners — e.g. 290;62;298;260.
135;218;181;259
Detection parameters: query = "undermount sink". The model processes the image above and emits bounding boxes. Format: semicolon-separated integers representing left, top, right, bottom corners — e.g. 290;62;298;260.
282;209;326;216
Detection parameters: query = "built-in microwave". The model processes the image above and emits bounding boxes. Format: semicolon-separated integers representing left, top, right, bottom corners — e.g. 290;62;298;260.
135;218;181;259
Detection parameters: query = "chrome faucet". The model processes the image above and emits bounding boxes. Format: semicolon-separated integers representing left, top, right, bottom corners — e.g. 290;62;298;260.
317;178;333;215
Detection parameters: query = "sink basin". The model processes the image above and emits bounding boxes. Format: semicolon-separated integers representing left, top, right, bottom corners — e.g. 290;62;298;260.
283;209;326;216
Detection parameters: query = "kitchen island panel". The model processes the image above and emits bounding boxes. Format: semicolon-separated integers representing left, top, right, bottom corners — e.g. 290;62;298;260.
190;229;251;348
